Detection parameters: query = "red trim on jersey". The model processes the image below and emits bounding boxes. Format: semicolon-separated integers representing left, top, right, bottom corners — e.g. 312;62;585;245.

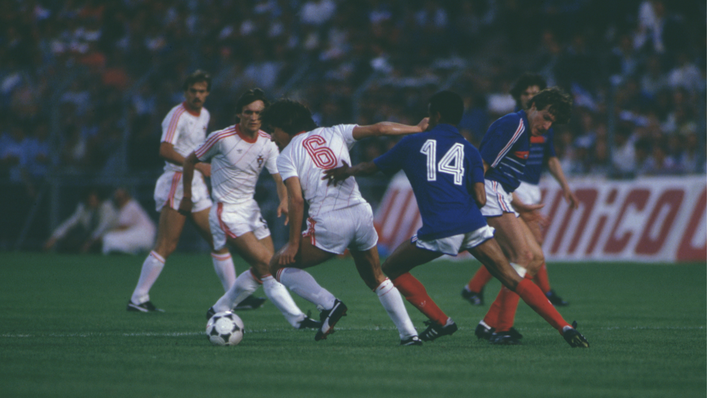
217;202;238;239
164;106;186;144
196;127;236;158
182;101;202;117
530;136;546;144
168;172;182;209
513;150;529;159
235;124;258;143
258;131;271;139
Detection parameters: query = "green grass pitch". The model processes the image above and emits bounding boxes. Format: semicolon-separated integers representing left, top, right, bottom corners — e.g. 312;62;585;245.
1;252;705;398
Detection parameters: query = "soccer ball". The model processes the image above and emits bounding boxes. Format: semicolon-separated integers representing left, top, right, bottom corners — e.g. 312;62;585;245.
206;311;244;346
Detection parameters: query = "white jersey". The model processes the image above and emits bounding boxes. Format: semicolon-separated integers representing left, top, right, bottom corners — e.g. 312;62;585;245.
195;124;279;204
277;124;367;217
160;102;210;172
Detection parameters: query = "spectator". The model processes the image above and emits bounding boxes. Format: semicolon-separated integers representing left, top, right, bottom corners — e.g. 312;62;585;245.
97;187;156;255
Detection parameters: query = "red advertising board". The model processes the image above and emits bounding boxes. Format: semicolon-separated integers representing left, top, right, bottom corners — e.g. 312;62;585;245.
375;173;706;263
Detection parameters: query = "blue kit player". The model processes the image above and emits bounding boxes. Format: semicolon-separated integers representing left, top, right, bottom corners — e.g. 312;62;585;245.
463;73;577;307
324;91;589;347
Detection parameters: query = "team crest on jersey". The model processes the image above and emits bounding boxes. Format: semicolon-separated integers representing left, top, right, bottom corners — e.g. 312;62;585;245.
257;155;264;168
514;151;529;159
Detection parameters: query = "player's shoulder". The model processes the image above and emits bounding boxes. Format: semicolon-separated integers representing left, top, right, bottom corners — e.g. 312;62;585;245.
257;129;271;140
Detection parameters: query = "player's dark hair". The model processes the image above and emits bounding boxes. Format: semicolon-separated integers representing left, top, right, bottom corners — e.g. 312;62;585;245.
260;99;318;135
234;88;270;122
530;87;573;125
510;73;547;105
429;90;464;125
182;70;212;92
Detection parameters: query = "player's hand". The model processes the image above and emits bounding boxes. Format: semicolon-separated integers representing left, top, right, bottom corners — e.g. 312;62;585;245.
278;243;299;265
195;162;211;177
564;189;579;209
322;161;350;186
417;117;430;132
178;198;193;216
277;199;289;226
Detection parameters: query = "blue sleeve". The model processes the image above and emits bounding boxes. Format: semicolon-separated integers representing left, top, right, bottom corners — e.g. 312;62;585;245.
373;137;409;175
479;114;522;168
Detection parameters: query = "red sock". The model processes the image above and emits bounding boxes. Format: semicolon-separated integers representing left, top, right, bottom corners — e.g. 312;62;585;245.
483;288;503;328
495;285;521;332
467;265;493;292
515;278;569;333
392;273;448;326
533;262;551;294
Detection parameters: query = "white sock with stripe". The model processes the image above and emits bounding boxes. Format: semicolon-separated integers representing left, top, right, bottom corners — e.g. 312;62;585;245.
262;275;306;328
375;279;418;339
277;267;336;310
212;269;260;313
130;251;165;304
211;252;236;291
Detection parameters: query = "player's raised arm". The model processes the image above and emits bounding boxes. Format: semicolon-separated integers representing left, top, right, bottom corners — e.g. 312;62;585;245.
322;160;380;186
351;118;429;140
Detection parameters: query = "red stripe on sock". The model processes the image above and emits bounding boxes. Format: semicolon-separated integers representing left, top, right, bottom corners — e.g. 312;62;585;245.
392;273;448;326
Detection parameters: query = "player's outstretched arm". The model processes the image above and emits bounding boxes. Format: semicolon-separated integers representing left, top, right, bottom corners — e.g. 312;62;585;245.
179;152;199;215
351;118;429;140
547;156;578;209
280;177;304;265
322;161;379;186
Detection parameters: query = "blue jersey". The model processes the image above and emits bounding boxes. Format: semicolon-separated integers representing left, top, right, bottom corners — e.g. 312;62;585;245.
519;128;556;185
374;124;487;241
479;110;530;192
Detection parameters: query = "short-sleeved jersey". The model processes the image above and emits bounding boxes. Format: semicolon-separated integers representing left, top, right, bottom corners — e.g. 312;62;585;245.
519;128;556;185
479;110;530;193
374;124;487;241
277;124;367;217
195;124;278;205
160;102;210;172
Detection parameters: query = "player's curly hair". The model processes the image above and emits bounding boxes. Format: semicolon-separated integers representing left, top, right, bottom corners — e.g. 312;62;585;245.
530;87;573;125
509;73;547;104
235;88;270;121
182;70;212;92
260;99;318;135
429;90;464;125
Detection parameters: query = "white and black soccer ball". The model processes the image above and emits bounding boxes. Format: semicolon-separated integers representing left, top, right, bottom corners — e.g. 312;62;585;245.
206;311;244;346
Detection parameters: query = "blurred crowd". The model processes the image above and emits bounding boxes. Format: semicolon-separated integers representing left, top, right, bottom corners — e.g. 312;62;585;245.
0;1;704;238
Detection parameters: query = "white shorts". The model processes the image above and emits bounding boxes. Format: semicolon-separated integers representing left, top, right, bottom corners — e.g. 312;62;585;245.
102;226;156;255
154;170;212;213
481;180;519;218
210;200;270;251
514;181;542;206
413;225;495;256
304;203;378;255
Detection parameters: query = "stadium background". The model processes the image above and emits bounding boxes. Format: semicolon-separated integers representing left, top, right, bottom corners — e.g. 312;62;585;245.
0;0;704;255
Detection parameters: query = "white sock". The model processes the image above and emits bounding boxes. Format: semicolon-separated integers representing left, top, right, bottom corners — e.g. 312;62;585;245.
277;267;336;310
510;262;527;278
375;279;418;339
211;252;236;291
212;269;260;313
130;251;165;304
262;275;305;328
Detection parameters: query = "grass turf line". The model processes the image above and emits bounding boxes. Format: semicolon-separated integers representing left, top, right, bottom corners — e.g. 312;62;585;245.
0;252;705;398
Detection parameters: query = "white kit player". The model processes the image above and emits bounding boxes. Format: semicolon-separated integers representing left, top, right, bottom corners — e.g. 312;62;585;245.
263;99;428;345
180;89;321;330
127;71;258;313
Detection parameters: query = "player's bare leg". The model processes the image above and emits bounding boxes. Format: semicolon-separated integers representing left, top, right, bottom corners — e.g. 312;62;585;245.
468;239;588;347
382;240;456;342
128;207;187;311
190;208;237;292
350;246;419;343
